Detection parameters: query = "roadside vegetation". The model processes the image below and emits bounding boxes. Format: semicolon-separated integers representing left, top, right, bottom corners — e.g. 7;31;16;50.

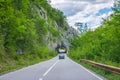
0;0;68;74
69;0;120;80
0;47;55;74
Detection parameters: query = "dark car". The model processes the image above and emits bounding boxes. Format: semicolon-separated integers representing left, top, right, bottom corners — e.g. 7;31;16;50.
59;53;65;59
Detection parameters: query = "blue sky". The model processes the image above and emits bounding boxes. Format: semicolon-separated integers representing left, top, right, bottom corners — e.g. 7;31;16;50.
96;8;113;16
50;0;114;29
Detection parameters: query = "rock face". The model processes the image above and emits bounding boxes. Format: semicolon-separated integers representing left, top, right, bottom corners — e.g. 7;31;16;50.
35;6;60;50
36;6;78;51
65;27;78;39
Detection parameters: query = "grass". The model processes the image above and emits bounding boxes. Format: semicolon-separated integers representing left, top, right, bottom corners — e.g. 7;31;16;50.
0;46;56;75
69;57;120;80
80;62;120;80
0;54;54;75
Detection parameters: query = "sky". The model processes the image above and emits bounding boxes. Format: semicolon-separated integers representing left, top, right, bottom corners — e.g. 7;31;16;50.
50;0;114;29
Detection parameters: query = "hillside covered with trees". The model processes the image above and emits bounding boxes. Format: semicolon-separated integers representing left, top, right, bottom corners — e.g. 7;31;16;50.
69;0;120;80
0;0;69;73
69;13;120;65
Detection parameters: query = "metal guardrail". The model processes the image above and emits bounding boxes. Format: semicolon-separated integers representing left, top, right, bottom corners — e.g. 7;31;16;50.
80;59;120;75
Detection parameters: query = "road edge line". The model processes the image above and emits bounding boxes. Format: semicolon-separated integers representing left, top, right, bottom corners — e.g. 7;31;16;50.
69;58;103;80
79;64;104;80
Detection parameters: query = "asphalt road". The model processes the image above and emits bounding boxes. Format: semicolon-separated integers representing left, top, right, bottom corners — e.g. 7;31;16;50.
0;55;107;80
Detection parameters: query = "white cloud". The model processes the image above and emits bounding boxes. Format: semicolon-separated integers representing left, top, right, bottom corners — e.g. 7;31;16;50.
50;0;114;29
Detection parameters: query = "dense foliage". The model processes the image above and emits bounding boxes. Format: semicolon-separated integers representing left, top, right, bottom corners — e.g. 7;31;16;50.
67;1;120;80
69;1;120;66
69;1;120;79
0;0;68;73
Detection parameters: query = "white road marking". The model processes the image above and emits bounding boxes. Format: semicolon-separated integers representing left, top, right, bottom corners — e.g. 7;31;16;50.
43;60;59;76
39;78;43;80
39;57;103;80
79;65;103;80
39;60;59;80
70;58;104;80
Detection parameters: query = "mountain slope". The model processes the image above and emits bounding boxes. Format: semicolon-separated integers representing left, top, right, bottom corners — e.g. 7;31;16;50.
0;0;69;73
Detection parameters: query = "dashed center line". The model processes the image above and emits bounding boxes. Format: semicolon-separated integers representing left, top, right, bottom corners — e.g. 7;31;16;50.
39;60;59;80
39;78;43;80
